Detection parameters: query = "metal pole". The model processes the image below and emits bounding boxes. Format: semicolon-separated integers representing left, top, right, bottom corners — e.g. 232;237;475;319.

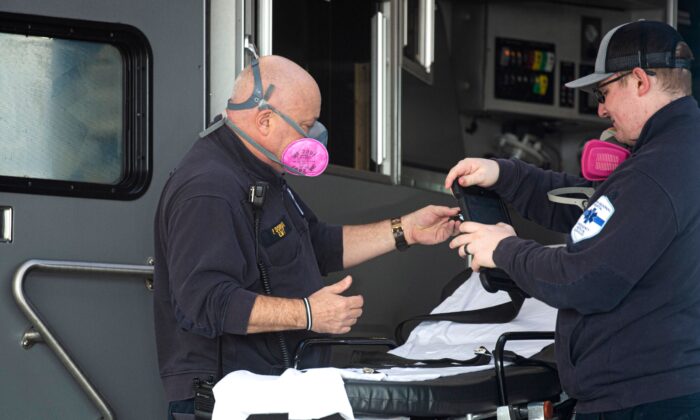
667;0;678;28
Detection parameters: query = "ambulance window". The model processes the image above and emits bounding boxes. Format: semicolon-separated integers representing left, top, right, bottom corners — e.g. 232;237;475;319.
0;13;151;200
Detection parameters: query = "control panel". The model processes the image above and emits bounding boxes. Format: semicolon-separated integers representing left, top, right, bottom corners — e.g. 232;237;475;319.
559;61;576;108
494;38;555;105
452;1;663;123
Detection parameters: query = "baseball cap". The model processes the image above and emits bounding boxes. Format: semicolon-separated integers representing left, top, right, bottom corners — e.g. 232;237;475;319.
566;20;692;90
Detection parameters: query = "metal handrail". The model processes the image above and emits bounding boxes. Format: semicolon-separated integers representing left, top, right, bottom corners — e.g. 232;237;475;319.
12;259;154;420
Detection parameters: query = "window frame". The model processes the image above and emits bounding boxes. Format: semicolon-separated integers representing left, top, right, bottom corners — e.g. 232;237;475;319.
0;12;152;200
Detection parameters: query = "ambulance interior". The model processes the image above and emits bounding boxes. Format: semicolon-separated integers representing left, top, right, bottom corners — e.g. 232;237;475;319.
277;0;699;345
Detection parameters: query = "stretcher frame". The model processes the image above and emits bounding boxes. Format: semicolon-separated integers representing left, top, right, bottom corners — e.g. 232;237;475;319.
294;331;568;419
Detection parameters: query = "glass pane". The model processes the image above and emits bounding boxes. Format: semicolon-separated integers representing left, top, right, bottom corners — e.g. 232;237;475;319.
0;33;123;184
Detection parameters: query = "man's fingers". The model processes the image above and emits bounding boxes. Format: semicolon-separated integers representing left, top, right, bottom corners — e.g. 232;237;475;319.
444;158;485;189
432;206;460;216
463;243;472;257
327;305;362;334
346;294;364;309
449;233;471;250
307;276;366;334
325;275;353;294
344;311;360;324
459;221;486;233
444;168;461;189
457;173;481;188
445;161;474;189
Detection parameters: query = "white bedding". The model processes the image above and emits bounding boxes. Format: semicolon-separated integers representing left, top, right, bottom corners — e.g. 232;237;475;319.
343;271;558;382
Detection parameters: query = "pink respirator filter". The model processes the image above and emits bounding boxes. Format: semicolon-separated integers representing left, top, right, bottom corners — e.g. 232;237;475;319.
282;138;329;177
580;139;631;181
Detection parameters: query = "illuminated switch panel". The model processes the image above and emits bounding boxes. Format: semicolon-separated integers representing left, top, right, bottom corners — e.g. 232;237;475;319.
494;37;556;105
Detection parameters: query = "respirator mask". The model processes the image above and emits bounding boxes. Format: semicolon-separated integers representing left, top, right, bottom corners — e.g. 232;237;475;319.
547;129;629;210
224;58;329;177
579;129;630;181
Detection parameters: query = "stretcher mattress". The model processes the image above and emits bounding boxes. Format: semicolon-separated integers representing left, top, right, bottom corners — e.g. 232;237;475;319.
342;271;560;417
344;346;560;417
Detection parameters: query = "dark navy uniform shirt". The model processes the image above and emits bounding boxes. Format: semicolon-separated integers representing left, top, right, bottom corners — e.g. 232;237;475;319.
492;96;700;413
153;123;343;402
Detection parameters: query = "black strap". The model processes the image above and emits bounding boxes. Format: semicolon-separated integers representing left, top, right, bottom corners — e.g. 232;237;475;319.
347;348;492;369
440;267;473;300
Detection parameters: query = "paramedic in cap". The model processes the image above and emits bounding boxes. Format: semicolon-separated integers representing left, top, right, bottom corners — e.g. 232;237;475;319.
154;55;460;418
445;20;700;418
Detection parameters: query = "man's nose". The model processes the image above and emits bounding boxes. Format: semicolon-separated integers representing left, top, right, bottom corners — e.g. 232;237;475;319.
597;102;608;118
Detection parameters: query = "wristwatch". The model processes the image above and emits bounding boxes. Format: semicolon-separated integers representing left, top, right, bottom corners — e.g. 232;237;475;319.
391;217;410;251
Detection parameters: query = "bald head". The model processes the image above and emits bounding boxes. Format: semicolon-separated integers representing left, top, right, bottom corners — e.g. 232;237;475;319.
230;55;320;112
226;55;323;170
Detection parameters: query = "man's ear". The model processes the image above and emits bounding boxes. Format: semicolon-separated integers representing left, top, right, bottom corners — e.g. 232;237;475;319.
255;109;274;136
633;67;653;97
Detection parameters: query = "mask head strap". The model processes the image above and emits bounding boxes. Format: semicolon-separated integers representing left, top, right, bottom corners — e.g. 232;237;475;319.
225;59;328;146
258;101;328;146
221;116;304;176
547;187;596;210
227;58;275;111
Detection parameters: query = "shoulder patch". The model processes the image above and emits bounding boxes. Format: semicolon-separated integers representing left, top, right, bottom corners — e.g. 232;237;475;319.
571;195;615;244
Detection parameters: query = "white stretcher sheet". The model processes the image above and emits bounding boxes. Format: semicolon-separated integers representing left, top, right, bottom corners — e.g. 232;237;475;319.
344;271;558;382
212;368;354;420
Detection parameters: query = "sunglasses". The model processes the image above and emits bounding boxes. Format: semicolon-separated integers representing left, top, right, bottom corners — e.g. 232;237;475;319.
593;70;656;104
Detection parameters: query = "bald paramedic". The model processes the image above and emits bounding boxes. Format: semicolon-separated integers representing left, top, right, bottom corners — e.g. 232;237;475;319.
154;55;459;418
446;21;700;419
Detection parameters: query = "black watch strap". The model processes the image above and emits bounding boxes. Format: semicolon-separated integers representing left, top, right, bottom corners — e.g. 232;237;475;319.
391;217;410;251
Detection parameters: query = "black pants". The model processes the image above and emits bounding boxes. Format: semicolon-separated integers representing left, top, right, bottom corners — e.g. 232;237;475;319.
576;392;700;420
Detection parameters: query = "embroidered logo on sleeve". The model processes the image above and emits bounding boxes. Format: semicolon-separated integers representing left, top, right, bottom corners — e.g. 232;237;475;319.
571;195;615;244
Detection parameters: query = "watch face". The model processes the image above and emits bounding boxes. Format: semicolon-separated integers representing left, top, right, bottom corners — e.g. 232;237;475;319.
391;218;409;250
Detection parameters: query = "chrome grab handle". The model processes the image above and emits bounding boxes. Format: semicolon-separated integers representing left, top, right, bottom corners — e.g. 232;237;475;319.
257;0;273;56
234;0;247;75
371;10;387;166
12;259;154;420
667;0;678;28
417;0;435;73
234;0;272;76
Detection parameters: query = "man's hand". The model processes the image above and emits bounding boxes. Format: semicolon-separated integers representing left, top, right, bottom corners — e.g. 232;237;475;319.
402;205;460;246
308;276;364;334
444;158;500;190
449;221;516;272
